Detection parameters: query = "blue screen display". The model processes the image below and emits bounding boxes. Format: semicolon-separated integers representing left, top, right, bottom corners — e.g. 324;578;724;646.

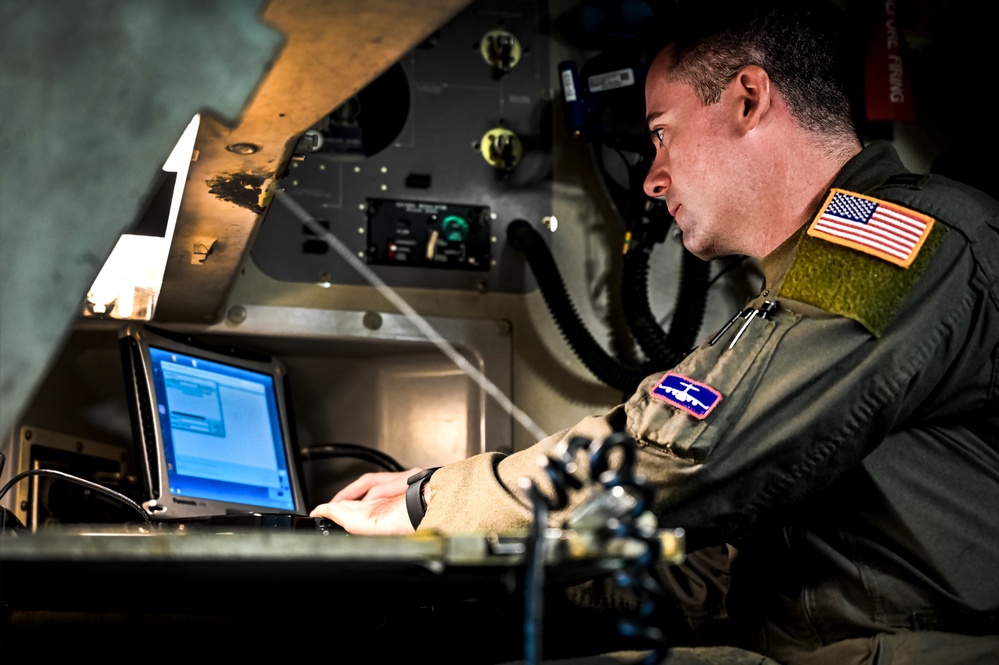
148;346;295;512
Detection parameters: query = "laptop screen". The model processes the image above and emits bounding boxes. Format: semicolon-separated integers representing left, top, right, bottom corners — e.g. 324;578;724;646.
149;346;295;512
120;324;306;521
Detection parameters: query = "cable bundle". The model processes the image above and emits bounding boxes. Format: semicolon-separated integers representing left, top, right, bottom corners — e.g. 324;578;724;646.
522;432;668;664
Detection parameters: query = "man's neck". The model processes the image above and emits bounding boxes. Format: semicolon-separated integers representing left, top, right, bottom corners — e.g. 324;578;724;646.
752;131;862;259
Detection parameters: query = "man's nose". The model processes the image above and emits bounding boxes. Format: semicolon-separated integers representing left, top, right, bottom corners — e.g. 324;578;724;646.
643;157;670;198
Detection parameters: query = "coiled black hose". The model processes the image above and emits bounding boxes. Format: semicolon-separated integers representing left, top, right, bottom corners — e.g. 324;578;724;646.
622;244;710;369
507;220;649;394
507;220;708;394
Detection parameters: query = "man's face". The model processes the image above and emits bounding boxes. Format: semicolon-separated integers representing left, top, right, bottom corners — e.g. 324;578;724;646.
643;49;754;260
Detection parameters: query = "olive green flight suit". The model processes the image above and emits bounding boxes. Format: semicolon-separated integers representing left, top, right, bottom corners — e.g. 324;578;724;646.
421;141;999;664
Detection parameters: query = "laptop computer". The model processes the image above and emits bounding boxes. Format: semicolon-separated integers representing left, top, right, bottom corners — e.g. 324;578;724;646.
119;324;313;527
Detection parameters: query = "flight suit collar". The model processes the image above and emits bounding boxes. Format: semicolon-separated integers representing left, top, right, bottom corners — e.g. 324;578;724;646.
758;141;908;294
759;225;805;295
831;139;907;193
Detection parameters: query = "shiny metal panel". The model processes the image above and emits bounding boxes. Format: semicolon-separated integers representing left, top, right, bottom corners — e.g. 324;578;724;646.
176;305;514;498
0;0;284;440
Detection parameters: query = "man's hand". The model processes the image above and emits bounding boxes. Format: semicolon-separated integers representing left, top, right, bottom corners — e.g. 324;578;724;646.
310;468;423;535
311;494;414;535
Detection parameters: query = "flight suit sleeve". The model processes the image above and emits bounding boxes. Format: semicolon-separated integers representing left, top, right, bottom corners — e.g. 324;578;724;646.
419;414;621;533
421;200;997;540
623;209;995;541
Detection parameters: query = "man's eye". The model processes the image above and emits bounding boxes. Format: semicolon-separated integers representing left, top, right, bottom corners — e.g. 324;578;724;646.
650;128;665;145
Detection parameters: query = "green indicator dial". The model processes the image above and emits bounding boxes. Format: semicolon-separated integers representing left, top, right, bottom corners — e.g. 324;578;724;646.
441;215;470;242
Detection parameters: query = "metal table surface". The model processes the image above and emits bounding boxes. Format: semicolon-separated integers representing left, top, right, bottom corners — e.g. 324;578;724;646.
1;523;685;610
1;524;684;660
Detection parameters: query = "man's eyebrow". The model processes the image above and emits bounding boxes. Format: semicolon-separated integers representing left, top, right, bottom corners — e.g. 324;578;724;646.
645;112;665;127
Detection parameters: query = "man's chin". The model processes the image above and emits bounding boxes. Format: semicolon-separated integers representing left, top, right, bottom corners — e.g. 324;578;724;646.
679;234;716;261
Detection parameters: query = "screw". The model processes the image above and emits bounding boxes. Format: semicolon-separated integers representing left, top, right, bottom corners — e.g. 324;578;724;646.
227;305;247;324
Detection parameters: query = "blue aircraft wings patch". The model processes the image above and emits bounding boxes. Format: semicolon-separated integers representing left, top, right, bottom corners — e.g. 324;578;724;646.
650;372;722;420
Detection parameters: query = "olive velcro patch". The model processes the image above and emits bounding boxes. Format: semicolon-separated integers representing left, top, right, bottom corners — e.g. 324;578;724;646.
807;188;934;268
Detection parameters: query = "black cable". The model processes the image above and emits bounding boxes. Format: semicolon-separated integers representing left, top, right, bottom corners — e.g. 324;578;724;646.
507;173;713;391
523;438;588;665
708;255;749;287
523;481;549;665
589;433;668;664
300;443;405;473
507;219;649;394
593;143;638;231
609;142;711;375
0;468;151;525
523;433;668;665
622;243;710;370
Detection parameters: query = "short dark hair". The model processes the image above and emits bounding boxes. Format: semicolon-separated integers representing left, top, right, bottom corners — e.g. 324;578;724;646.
648;0;861;139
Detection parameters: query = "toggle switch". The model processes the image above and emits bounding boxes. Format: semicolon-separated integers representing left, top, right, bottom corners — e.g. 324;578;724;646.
480;28;522;78
479;127;523;173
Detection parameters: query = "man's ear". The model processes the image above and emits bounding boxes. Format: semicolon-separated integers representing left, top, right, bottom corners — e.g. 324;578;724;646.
728;64;771;133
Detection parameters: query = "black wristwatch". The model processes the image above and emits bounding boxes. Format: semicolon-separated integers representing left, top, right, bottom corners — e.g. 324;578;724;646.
405;467;439;529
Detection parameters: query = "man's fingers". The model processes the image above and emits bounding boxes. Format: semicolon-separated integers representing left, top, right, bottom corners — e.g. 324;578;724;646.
362;476;412;500
311;500;372;532
330;469;417;501
311;496;415;535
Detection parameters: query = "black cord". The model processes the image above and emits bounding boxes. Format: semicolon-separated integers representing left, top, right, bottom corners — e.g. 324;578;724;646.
523;439;589;664
523;480;549;665
622;242;709;371
507;151;715;392
507;220;649;393
300;443;405;473
0;468;151;525
589;434;667;664
707;255;749;287
523;433;668;665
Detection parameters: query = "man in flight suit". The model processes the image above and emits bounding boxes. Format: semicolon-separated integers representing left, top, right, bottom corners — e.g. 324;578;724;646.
312;1;998;662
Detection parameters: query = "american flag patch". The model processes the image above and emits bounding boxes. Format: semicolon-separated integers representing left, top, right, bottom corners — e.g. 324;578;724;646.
650;372;722;420
807;188;934;268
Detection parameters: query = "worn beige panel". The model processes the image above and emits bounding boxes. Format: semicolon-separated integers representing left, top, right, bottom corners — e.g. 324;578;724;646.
0;1;284;440
154;0;474;323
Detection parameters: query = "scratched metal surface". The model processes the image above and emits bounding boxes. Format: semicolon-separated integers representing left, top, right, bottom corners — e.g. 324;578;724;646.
0;0;284;439
152;0;475;324
0;0;473;442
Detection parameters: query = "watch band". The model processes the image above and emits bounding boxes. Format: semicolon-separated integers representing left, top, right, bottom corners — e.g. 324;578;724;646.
405;467;439;529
